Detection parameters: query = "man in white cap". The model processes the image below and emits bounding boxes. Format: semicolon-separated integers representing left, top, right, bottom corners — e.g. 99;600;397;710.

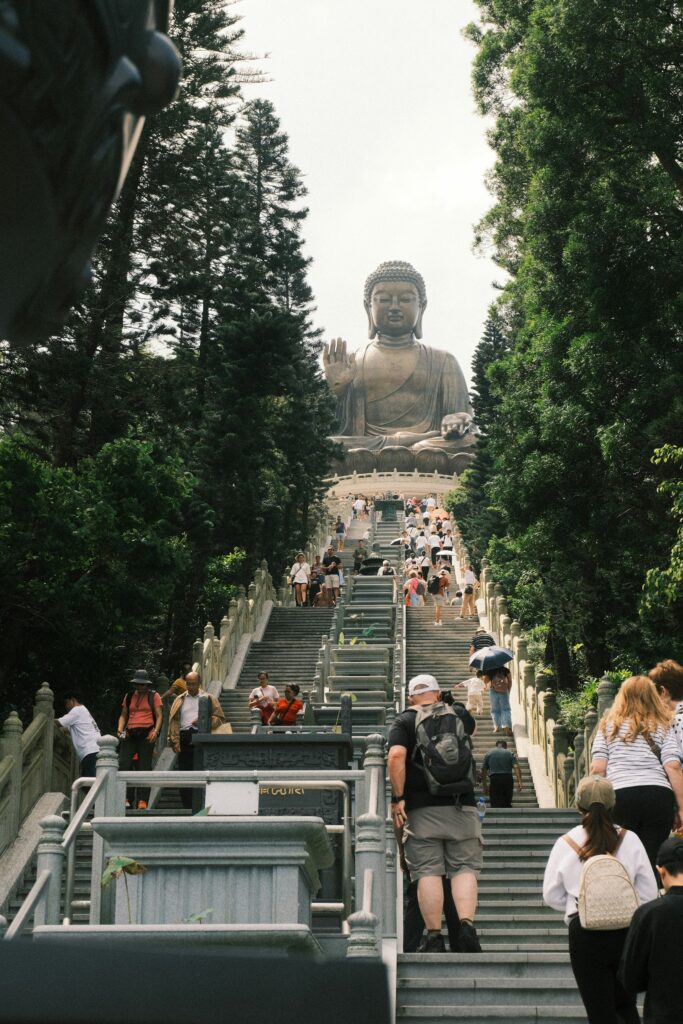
377;559;396;576
388;674;482;953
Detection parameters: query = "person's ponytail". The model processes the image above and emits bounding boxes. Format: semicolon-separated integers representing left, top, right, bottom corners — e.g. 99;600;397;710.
578;803;620;859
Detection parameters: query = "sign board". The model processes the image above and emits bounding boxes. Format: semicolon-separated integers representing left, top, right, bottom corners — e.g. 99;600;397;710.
205;780;259;815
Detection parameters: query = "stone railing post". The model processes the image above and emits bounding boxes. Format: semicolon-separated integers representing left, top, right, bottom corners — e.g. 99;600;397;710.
334;693;349;737
495;598;509;644
500;614;512;648
1;711;23;844
34;815;67;926
384;815;397;937
346;907;379;957
33;683;55;793
583;708;599;773
573;730;585;787
552;723;570;806
355;735;386;931
515;637;528;698
219;615;231;680
563;753;575;808
485;582;495;626
192;636;203;671
90;735;124;925
597;675;617;719
250;708;263;730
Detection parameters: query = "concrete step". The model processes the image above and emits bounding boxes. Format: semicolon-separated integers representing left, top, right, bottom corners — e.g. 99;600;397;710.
397;1005;584;1022
397;977;580;1007
397;952;571;979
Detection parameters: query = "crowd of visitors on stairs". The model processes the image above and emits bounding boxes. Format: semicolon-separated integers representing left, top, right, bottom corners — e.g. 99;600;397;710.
49;490;683;1021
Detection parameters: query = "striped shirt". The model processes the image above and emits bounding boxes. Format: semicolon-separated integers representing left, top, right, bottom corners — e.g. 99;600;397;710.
590;720;680;790
672;701;683;758
470;632;495;652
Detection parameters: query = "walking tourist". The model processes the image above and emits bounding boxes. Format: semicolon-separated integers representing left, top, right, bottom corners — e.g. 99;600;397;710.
159;662;192;702
427;569;448;625
648;659;683;756
482;740;523;807
269;684;303;726
459;565;478;619
589;675;683;872
117;669;163;809
248;672;279;725
485;665;513;735
543;775;656;1024
288;551;311;607
620;836;683;1023
322;546;342;605
168;671;224;809
403;570;424;607
353;540;366;573
469;628;495;656
455;672;485;715
55;692;101;777
334;516;346;551
388;674;483;953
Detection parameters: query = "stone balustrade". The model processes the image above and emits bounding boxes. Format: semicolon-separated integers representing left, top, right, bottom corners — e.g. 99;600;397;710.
479;558;619;808
0;685;75;857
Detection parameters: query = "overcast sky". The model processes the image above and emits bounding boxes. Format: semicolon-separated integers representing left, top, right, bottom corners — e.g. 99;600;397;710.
236;0;499;387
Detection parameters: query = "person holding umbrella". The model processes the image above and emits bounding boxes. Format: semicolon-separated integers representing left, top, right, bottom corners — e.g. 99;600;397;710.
469;646;514;735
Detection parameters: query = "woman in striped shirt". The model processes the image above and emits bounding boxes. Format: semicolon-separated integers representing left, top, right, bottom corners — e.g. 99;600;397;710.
590;675;683;872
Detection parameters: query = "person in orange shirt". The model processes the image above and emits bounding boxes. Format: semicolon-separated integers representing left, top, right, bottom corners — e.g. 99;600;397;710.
117;669;163;809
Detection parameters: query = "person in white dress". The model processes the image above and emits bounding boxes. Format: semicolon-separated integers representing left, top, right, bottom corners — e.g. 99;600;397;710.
289;552;311;607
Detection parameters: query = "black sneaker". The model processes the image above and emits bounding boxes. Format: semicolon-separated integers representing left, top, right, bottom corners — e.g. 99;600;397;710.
416;931;446;953
456;921;482;953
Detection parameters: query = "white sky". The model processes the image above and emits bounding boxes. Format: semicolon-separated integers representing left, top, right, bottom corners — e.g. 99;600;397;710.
235;0;499;387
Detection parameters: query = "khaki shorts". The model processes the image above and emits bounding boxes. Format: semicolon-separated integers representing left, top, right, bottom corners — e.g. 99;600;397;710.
403;804;483;880
430;594;445;606
325;575;339;588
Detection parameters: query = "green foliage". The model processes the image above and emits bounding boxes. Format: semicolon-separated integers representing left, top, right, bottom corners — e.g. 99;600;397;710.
101;854;146;925
556;679;600;735
459;1;683;678
0;2;336;722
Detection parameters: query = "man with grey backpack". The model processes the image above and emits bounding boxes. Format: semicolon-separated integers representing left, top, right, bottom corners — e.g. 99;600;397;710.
543;775;657;1024
388;674;482;953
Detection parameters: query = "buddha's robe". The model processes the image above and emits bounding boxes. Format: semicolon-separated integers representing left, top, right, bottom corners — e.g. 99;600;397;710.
333;340;470;450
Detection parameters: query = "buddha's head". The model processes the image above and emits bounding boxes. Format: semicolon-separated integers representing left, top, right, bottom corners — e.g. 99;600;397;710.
364;261;427;340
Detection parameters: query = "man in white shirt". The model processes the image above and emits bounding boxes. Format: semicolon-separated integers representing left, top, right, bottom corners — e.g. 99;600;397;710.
56;692;101;777
168;671;225;808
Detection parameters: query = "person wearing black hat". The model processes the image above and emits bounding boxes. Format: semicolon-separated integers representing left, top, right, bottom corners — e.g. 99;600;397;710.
619;836;683;1023
117;669;162;809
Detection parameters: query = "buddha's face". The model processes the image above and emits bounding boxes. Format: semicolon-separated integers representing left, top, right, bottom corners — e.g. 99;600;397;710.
369;280;421;338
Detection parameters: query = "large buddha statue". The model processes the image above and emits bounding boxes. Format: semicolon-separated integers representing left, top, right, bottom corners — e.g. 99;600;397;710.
324;261;476;470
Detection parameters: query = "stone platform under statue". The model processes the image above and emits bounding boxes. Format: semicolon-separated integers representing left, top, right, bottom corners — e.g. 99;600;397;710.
324;260;477;475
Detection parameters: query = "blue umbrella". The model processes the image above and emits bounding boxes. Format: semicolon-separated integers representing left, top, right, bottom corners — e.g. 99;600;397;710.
468;645;514;672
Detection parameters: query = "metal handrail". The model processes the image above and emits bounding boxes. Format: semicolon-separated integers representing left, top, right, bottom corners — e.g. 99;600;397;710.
62;773;106;924
4;869;51;940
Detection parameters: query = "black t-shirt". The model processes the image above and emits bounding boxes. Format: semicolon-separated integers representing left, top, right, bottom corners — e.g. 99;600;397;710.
388;702;476;810
323;554;341;570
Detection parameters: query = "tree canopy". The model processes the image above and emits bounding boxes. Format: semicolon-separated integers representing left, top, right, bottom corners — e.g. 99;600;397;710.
0;1;337;725
451;0;683;682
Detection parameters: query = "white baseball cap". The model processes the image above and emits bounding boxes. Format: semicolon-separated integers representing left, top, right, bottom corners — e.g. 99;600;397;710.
408;674;440;696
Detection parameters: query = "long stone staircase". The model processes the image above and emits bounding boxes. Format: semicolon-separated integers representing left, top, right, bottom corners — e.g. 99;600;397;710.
220;607;334;732
398;600;583;1022
405;605;536;806
4;501;592;1023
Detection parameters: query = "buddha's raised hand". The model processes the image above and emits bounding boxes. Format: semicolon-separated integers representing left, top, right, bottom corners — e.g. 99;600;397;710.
323;338;357;395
